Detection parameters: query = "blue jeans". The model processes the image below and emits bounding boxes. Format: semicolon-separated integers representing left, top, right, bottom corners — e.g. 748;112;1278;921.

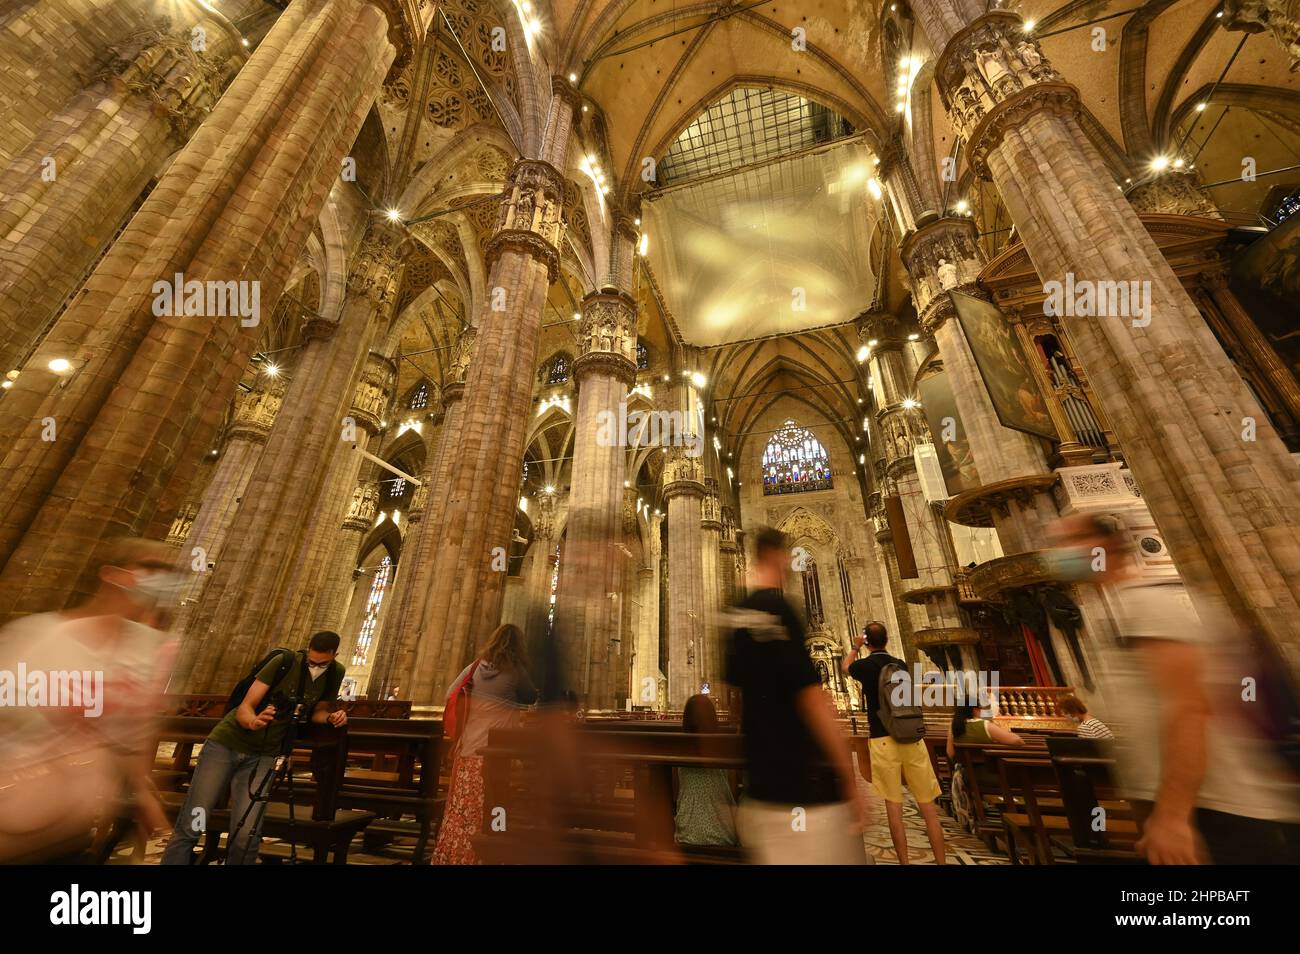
161;740;277;865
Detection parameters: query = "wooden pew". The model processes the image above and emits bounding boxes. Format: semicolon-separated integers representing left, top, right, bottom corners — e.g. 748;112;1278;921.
160;693;412;719
154;715;375;864
297;717;445;863
948;740;1049;850
475;725;748;864
1047;741;1140;864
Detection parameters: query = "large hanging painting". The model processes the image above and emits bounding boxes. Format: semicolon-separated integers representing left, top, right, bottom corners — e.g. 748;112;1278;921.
916;367;979;497
1230;213;1300;387
949;291;1058;442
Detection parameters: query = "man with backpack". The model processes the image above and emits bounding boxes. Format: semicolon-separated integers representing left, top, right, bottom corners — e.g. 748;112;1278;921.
161;631;347;865
844;622;946;865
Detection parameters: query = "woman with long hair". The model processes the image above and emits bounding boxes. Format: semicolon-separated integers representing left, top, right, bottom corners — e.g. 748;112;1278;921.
432;623;537;865
673;694;739;847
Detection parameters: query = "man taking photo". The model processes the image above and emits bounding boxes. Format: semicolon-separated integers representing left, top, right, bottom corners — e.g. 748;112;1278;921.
161;630;347;865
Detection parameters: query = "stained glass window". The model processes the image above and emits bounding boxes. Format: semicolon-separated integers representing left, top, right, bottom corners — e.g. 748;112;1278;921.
547;543;561;634
636;341;649;370
352;554;392;666
548;354;570;384
761;420;832;495
408;381;429;410
1274;189;1300;224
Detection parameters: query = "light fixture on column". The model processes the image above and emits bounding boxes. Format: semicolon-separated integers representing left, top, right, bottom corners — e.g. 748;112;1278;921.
638;232;649;256
691;372;706;388
263;363;280;377
954;199;970;215
1023;19;1036;32
1196;102;1208;112
385;208;403;223
1149;155;1171;172
48;358;73;374
568;73;577;83
902;398;919;409
867;178;883;200
908;333;920;341
544;484;555;494
856;345;870;362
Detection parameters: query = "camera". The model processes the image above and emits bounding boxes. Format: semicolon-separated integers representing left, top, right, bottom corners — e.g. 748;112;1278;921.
257;690;309;724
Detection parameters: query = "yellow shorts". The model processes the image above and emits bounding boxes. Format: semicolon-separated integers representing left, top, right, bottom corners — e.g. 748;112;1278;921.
868;736;941;805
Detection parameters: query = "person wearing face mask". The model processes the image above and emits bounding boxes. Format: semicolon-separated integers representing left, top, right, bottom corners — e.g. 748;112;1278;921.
0;537;182;863
160;631;347;865
1049;514;1300;864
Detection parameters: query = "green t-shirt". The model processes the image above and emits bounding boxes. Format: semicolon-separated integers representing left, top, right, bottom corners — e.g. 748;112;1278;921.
207;653;344;756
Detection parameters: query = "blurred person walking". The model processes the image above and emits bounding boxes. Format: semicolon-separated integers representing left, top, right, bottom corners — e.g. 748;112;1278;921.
723;527;867;865
433;623;538;865
1050;514;1300;864
0;538;182;863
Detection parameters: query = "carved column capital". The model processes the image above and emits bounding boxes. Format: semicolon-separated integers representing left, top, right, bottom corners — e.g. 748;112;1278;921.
857;310;908;350
663;448;706;500
551;75;585;112
934;12;1079;178
228;382;283;443
485;158;567;281
446;327;477;386
95;17;245;142
574;289;637;384
349;352;397;435
342;480;379;532
348;221;411;304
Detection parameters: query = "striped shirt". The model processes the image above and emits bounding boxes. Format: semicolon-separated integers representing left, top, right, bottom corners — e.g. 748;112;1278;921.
1077;717;1115;740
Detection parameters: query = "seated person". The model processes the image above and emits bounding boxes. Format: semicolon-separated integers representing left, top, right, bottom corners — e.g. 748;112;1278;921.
673;694;738;847
945;704;1025;759
1058;695;1115;740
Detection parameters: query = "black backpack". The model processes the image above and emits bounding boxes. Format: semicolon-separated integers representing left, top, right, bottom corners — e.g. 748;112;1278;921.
223;649;300;714
876;659;927;744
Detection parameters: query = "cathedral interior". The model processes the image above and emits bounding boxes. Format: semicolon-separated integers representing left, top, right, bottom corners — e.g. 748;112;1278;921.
1;0;1299;870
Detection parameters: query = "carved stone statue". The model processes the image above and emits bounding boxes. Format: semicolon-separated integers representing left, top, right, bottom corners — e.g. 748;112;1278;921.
976;47;1011;88
937;258;959;290
1015;41;1043;71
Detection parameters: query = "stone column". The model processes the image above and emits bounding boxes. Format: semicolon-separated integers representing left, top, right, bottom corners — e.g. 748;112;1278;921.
408;80;581;705
632;510;663;707
862;311;964;658
367;399;446;698
281;350;396;635
178;219;409;690
700;480;724;688
896;217;1061;553
315;477;380;631
0;11;246;374
172;380;283;631
1202;267;1300;443
0;0;398;619
664;448;707;707
521;489;559;644
553;287;637;708
919;5;1300;659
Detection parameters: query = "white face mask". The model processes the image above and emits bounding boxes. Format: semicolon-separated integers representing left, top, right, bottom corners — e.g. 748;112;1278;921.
126;570;186;607
307;662;330;681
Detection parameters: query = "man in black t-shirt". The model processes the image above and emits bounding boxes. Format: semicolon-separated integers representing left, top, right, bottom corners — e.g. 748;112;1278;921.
844;622;946;864
724;527;866;864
